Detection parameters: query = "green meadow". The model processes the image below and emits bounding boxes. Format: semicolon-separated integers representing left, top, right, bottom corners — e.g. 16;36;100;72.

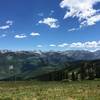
0;80;100;100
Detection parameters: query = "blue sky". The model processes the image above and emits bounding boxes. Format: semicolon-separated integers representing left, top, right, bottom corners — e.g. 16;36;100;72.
0;0;100;51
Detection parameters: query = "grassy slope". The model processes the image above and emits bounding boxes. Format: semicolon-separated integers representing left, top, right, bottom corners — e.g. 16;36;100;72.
0;80;100;100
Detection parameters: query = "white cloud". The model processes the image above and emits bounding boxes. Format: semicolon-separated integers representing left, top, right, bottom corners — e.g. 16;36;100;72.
68;28;79;32
0;20;13;30
57;41;100;50
60;0;100;27
37;45;43;48
6;20;13;26
30;32;40;36
58;43;68;47
0;25;10;30
70;42;85;48
80;14;100;27
38;17;60;28
14;34;27;39
84;41;98;48
49;44;56;47
70;41;100;48
35;41;100;50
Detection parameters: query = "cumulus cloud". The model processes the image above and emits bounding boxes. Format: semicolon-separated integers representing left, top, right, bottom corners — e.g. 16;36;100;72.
58;41;100;50
14;34;27;39
60;0;100;27
0;20;13;30
70;42;84;48
80;14;100;27
38;17;60;28
70;41;99;48
30;32;40;36
36;41;100;50
58;43;68;47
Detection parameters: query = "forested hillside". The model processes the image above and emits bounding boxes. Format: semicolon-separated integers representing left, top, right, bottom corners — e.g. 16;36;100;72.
0;50;100;81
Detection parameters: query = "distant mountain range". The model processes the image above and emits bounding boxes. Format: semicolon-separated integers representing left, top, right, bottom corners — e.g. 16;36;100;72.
0;50;100;80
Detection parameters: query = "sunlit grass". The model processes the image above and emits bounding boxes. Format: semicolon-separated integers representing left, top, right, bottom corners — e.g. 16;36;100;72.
0;80;100;100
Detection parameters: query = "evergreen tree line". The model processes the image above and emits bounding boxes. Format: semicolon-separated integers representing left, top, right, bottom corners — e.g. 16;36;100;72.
37;62;99;81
